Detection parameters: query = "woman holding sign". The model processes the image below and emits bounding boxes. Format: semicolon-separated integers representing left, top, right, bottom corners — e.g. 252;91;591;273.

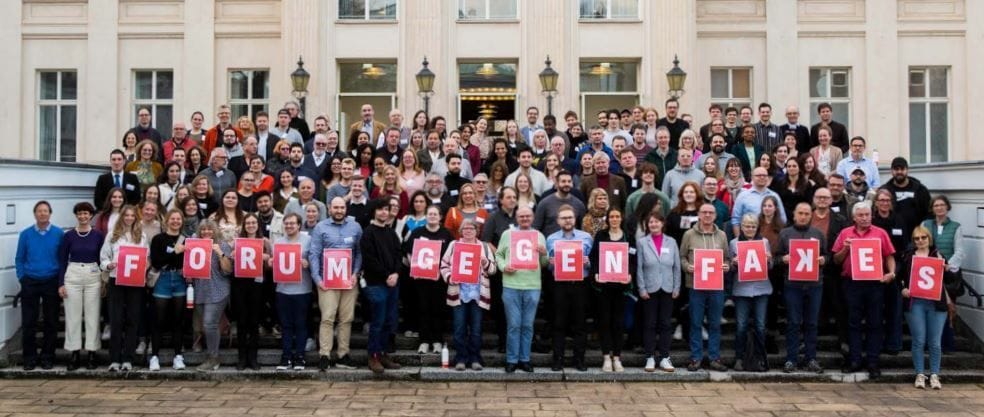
440;218;497;371
98;205;147;372
728;214;773;372
230;214;271;370
589;208;636;372
899;225;952;390
148;209;189;371
403;205;454;354
190;220;233;371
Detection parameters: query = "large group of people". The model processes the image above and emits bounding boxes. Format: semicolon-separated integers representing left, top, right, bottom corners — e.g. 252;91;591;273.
14;99;967;390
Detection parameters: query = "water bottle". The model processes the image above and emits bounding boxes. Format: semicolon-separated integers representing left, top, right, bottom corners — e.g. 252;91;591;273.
441;344;449;369
186;285;195;309
872;147;880;165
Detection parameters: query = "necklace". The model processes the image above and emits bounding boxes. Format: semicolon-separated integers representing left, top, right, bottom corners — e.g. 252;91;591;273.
76;228;91;238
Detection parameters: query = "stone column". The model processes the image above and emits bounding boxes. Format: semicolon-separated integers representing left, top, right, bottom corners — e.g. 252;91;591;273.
652;0;697;114
864;0;900;160
765;0;799;113
0;2;22;158
86;0;120;162
183;0;215;129
282;0;321;120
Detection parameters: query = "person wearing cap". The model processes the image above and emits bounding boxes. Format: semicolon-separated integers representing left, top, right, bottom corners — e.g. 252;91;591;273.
882;157;931;242
845;167;875;207
835;136;880;188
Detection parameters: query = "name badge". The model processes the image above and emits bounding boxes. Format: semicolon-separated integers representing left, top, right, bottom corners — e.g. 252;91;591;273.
450;190;459;197
476;217;486;224
484;203;494;210
661;247;669;255
613;189;620;196
125;184;136;191
216;170;224;177
343;237;353;243
632;179;638;188
892;228;903;236
406;179;414;186
166;246;175;254
265;225;271;231
628;247;637;255
831;206;841;213
528;202;536;208
432;199;442;204
768;131;776;138
199;203;208;209
400;139;408;145
509;224;517;230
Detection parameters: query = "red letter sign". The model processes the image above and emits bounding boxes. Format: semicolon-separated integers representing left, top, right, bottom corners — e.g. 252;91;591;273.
183;238;213;279
272;243;302;283
116;245;148;287
788;239;821;282
736;240;768;282
234;238;264;279
909;256;945;301
410;239;442;280
450;242;482;284
553;240;584;281
850;239;883;281
693;249;724;291
322;249;353;290
597;242;630;284
509;230;539;270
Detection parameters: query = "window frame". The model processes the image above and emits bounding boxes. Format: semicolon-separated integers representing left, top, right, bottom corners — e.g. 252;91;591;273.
578;0;641;20
457;0;519;21
36;70;78;163
908;66;950;164
578;60;640;117
808;67;852;130
338;0;398;21
336;61;399;141
227;69;270;121
132;69;174;131
709;67;752;110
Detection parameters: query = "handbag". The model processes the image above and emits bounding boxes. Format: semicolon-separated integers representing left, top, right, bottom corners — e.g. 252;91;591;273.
146;235;185;288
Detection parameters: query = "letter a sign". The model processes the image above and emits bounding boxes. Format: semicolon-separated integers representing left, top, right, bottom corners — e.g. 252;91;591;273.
116;245;148;287
234;238;264;279
788;239;821;282
450;242;482;284
693;249;724;290
553;240;584;281
509;230;539;270
272;243;302;283
183;238;213;279
597;242;630;284
322;249;353;290
410;239;441;280
909;256;944;301
850;239;883;281
736;240;768;282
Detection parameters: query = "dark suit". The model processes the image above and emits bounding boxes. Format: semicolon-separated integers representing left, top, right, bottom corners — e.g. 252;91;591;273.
94;171;141;210
809;120;850;154
781;123;812;154
729;141;764;180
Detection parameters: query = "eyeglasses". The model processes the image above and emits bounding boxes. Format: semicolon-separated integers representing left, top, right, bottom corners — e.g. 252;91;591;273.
475;180;488;184
913;236;929;241
753;174;768;178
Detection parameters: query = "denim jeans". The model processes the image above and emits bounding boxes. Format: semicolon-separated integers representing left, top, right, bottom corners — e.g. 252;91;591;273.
689;289;724;361
453;301;484;365
734;294;768;361
502;288;540;364
364;284;400;356
845;280;884;366
907;298;947;375
784;283;823;363
277;292;310;361
883;279;904;352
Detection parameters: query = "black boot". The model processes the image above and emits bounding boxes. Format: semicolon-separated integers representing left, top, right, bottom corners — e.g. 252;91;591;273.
236;347;248;370
247;349;260;370
67;351;81;371
85;351;97;370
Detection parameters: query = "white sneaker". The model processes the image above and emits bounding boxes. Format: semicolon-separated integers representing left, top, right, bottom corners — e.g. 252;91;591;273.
172;355;186;370
431;342;442;353
673;325;683;341
148;356;160;371
121;362;132;372
108;362;121;372
135;341;146;355
702;327;709;341
720;317;729;324
915;374;927;389
417;343;429;354
929;374;942;390
404;330;416;338
644;357;656;372
724;298;734;307
305;338;316;352
612;357;624;373
602;355;613;372
101;325;111;341
659;357;675;373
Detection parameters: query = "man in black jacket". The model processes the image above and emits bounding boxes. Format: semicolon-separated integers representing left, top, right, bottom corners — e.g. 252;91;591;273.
882;157;931;239
809;103;850;153
360;198;403;374
811;188;852;349
780;105;812;155
94;149;141;210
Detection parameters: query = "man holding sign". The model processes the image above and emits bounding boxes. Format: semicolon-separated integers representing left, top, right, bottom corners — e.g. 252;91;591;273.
899;226;949;389
545;205;593;372
309;197;363;371
832;201;896;378
495;206;548;373
775;202;827;374
679;204;731;372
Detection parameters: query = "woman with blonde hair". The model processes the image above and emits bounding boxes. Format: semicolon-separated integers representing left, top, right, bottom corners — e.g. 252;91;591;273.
582;188;610;239
191;219;233;371
236;116;255;139
98;204;147;371
398;149;427;195
444;183;490;239
370;164;409;217
678;129;703;163
514;172;538;211
503;119;522;151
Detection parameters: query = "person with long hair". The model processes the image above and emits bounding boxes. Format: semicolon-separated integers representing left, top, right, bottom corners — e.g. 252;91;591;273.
665;181;704;244
355;143;375;178
370;164;409;217
809;124;843;176
900;225;953;390
230;213;270;370
566;122;588;158
719;158;750;211
541;153;562;187
191;220;233;371
94;188;126;236
728;213;773;372
407;130;425;152
503;119;522;151
58;202;105;371
921;195;965;354
404;205;454;354
771;155;816;218
589;208;635;372
266;140;292;175
273;169;298;213
430;115;448;139
514;172;538;211
187;146;208;175
582;188;610;239
236;115;255;139
398;149;426;195
236;171;258;213
141;184;164;220
410;110;429;137
121;131;139;162
209;189;245;244
98;205;146;371
348;130;372;154
441;218;497;371
679;129;703;163
757;152;777;185
179;197;201;236
148;209;188;371
635;211;680;372
190;175;218;217
445;183;490;239
482;139;519;175
799;152;827;188
158;162;184;211
126;140;164;193
643;108;660;147
459;124;482;175
757;194;785;347
474;117;493;161
487;159;510;194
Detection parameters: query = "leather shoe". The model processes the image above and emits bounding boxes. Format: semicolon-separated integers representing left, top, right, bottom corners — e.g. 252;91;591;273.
868;366;881;379
574;359;587;372
67;351;81;371
504;363;517;373
519;362;534;373
550;357;563;372
22;360;37;371
86;352;98;370
843;362;864;373
40;359;54;370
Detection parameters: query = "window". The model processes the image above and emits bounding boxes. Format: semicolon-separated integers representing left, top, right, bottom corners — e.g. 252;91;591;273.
579;61;639;118
908;67;949;164
458;62;518;133
459;0;517;19
710;68;751;109
133;70;173;131
809;68;851;130
337;62;398;144
579;0;638;19
339;0;397;20
37;71;78;162
228;70;269;121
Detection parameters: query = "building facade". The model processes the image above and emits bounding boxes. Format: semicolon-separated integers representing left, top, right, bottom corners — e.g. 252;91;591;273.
1;0;981;164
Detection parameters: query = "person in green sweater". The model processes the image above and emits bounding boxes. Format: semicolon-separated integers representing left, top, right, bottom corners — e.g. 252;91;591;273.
495;206;548;373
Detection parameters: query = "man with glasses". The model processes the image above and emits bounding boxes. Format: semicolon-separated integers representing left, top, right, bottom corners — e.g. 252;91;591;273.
780;105;811;154
301;133;332;182
203;147;236;202
657;98;690;149
472;173;498;214
810;188;851;345
731;167;787;238
697;134;735;176
680;203;731;372
203;104;241;155
326;158;357;202
545;205;593;372
127;106;164;157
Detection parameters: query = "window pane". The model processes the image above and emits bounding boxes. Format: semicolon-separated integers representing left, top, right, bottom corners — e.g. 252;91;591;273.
610;0;637;18
339;0;365;19
156;105;173;132
489;0;516;18
40;72;58;100
929;102;947;162
583;95;639;120
253;104;268;120
339;63;398;93
710;69;728;98
61;71;77;100
39;105;57;161
252;71;269;99
458;63;517;91
135;71;153;99
230;71;249;99
831;71;849;98
908;70;925;98
580;0;605;18
231;104;249;121
339;95;393;144
368;0;396;19
732;69;750;98
60;105;77;162
460;0;484;18
930;68;947;98
579;62;637;92
809;69;827;98
908;103;926;164
831;102;850;131
157;71;174;99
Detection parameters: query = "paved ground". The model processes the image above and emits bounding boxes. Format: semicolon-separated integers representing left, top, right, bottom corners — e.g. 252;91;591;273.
0;379;982;417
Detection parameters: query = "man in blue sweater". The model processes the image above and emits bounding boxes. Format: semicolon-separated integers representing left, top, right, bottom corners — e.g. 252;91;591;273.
14;201;64;370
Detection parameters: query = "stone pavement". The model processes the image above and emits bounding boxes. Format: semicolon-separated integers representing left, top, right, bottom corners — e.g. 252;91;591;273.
0;379;983;417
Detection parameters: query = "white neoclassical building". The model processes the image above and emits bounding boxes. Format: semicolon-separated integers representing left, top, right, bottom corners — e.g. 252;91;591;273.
1;0;982;165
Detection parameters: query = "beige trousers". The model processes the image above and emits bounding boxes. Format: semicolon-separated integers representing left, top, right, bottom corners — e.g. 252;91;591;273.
317;286;359;357
63;262;102;351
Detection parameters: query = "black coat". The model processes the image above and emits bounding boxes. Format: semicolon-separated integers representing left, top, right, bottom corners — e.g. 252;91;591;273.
94;172;142;210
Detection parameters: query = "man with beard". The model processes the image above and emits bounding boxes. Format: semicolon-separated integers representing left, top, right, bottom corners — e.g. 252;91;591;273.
696;134;735;176
301;133;331;182
444;154;471;206
836;136;880;188
255;112;276;160
881;157;930;240
845;168;875;206
203;104;241;155
431;136;473;179
656;98;690;149
826;173;850;215
534;171;586;237
545;205;593;372
423;173;453;215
